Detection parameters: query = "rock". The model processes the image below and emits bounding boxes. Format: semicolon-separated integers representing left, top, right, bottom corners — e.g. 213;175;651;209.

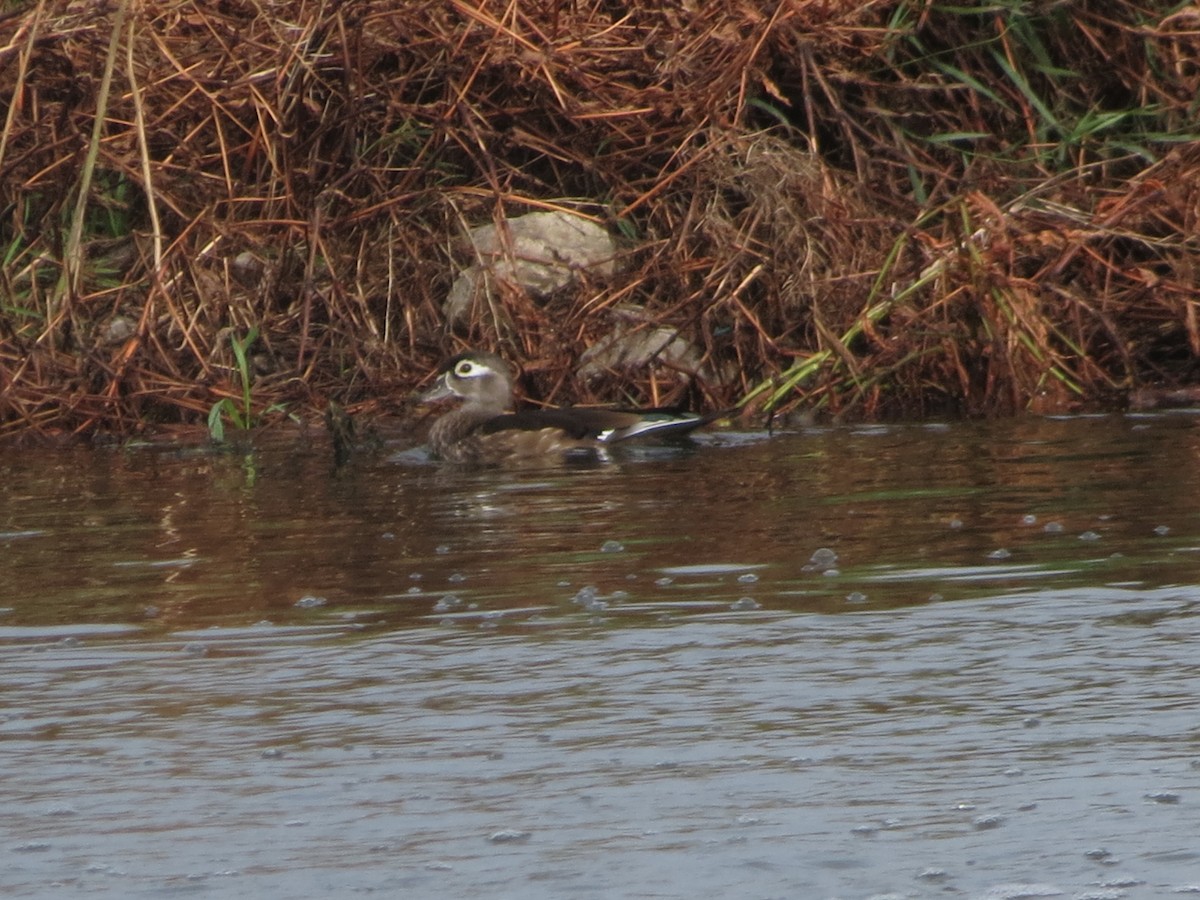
99;315;137;346
445;211;618;321
577;305;731;385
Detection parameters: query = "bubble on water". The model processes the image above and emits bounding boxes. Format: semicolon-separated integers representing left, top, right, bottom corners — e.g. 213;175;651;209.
488;829;531;844
918;868;950;881
1084;848;1112;860
1078;530;1101;542
260;748;285;759
823;568;840;577
409;572;422;580
182;642;208;657
294;595;327;609
435;544;451;554
608;590;630;601
13;842;52;853
380;532;395;540
809;547;838;569
987;548;1011;560
143;605;160;619
1153;525;1170;536
1021;514;1038;525
424;861;453;870
447;572;467;583
948;518;964;530
1003;767;1024;777
975;885;1065;899
433;594;463;613
1023;716;1041;728
573;586;598;605
954;802;977;811
972;814;1004;830
600;540;624;553
844;591;867;604
407;586;422;595
1145;790;1181;804
45;804;78;817
730;597;759;611
736;572;759;584
734;814;763;826
655;576;674;586
1043;521;1065;533
850;824;878;836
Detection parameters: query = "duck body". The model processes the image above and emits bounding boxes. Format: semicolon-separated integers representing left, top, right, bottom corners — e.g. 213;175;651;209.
422;350;711;464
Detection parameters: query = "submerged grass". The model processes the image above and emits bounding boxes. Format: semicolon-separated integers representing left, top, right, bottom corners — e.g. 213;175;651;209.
0;0;1198;440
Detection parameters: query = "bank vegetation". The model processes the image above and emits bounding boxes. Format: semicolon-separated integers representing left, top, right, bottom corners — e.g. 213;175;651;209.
1;0;1198;440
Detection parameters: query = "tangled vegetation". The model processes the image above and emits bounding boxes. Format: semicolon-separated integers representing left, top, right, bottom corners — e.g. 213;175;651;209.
1;0;1198;440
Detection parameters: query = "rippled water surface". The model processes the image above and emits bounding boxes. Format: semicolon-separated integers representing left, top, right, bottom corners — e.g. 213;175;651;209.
3;414;1200;898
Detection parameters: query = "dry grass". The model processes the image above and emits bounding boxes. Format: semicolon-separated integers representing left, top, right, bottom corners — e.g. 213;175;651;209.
1;0;1198;440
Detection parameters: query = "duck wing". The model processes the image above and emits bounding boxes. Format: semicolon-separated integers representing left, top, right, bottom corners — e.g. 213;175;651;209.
479;407;710;443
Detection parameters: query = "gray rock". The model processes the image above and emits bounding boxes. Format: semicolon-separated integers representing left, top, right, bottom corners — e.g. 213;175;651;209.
445;211;618;321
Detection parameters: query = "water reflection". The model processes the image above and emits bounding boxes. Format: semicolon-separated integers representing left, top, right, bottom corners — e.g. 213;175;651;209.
2;413;1200;898
2;413;1197;629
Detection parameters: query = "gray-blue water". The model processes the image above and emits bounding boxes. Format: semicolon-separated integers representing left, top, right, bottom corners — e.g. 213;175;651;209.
3;413;1200;898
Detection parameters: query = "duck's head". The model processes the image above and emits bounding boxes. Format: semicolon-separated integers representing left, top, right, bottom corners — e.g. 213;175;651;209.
422;350;515;413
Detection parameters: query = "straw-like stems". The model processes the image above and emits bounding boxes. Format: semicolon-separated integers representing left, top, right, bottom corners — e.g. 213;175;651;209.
50;0;131;336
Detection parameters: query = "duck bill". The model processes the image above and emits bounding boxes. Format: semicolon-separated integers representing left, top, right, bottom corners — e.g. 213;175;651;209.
420;375;455;404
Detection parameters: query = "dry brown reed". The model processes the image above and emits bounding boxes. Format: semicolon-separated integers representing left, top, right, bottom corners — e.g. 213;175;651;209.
1;0;1197;440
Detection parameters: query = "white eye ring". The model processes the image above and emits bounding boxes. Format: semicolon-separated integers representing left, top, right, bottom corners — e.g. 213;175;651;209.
454;361;478;377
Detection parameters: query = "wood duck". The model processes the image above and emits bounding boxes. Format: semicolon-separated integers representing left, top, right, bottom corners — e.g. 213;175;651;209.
421;350;713;464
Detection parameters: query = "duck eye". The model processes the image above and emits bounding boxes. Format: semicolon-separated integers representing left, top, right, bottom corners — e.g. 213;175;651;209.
454;361;475;377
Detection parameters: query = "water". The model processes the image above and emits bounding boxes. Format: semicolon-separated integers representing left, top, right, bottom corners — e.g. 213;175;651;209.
3;413;1200;898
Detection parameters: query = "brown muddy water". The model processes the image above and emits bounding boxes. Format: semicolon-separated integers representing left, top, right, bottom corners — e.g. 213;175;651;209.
3;413;1200;899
